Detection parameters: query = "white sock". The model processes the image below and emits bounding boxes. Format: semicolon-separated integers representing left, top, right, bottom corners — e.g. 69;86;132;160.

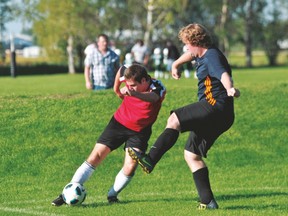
108;168;133;196
184;70;190;78
71;161;95;184
154;71;159;78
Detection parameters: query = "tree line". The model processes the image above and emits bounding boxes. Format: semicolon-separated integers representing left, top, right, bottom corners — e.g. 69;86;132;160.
1;0;288;73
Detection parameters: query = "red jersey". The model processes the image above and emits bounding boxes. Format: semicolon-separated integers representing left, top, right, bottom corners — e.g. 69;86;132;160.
114;67;166;132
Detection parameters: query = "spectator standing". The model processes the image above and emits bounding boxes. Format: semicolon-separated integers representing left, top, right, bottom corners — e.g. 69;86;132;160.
152;47;163;79
165;40;180;72
131;39;150;67
84;34;120;90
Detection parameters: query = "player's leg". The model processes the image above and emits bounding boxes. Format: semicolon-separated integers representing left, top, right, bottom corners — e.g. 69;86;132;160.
128;112;180;173
128;101;212;173
52;117;121;206
107;148;139;203
73;116;127;185
138;100;217;171
52;143;110;206
108;125;151;201
71;143;111;184
183;118;223;210
149;112;180;163
184;150;218;209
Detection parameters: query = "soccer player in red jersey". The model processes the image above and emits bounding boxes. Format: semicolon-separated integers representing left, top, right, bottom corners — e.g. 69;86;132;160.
52;64;165;206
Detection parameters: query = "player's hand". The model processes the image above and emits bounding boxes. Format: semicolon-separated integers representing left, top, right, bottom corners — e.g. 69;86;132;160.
115;89;124;99
124;88;135;96
86;82;92;90
227;87;240;98
120;86;128;95
171;67;181;80
121;86;135;97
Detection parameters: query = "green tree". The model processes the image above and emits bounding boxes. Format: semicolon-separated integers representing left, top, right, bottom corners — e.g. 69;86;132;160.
259;0;288;66
17;0;288;69
225;0;267;67
0;0;13;62
30;0;104;73
98;0;190;48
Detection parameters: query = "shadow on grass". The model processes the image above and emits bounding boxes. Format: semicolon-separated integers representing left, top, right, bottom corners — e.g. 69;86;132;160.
80;191;288;210
79;192;288;210
217;191;288;210
82;197;192;208
82;201;130;208
225;204;281;210
217;191;288;201
0;64;83;76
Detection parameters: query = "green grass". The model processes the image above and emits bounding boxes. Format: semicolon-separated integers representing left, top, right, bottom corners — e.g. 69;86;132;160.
228;50;288;67
0;66;287;216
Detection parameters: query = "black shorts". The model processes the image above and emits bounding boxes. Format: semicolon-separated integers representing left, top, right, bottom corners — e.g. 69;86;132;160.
97;117;152;152
173;99;234;157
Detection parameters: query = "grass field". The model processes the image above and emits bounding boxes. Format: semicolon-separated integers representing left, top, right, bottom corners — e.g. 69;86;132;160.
0;66;287;216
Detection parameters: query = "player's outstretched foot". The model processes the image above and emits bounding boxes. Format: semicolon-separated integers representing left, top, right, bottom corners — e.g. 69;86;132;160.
197;199;219;210
128;147;154;174
51;194;65;206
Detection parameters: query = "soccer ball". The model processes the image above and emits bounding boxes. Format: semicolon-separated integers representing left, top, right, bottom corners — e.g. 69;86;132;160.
62;183;87;206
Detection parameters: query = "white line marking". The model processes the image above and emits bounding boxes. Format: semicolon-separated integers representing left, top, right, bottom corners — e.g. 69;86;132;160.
0;206;65;216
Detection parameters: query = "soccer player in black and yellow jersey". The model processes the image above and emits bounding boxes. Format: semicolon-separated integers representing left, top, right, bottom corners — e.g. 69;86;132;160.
129;23;240;210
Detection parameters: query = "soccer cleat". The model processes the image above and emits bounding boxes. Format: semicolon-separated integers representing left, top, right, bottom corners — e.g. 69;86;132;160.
107;196;119;203
51;194;65;206
197;199;219;210
128;147;154;174
107;186;119;203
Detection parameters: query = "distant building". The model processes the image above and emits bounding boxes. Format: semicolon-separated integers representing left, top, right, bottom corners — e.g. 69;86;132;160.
2;33;45;57
23;46;44;58
278;39;288;49
3;33;33;50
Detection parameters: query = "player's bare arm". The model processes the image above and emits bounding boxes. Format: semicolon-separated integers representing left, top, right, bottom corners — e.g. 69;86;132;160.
114;69;125;99
171;52;194;79
221;72;240;98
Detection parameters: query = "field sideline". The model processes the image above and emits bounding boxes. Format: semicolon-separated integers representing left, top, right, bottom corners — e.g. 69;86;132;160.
0;66;287;216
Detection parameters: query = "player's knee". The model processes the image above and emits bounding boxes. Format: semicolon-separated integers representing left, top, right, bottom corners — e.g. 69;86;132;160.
86;152;104;167
184;150;200;163
122;164;136;176
166;113;180;130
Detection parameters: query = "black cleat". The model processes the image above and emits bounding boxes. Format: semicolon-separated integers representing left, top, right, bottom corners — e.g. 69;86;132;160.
51;194;65;206
197;199;219;210
107;186;119;203
128;147;154;174
107;196;119;203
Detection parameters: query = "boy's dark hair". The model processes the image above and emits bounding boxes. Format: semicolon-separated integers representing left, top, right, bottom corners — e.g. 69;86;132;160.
98;33;109;42
124;64;150;83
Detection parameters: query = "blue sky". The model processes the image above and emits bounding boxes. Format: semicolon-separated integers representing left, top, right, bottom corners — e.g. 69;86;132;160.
6;21;22;34
4;0;31;35
5;0;287;35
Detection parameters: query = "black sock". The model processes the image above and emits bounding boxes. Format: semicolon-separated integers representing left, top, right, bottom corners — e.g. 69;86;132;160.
193;167;214;204
148;128;179;165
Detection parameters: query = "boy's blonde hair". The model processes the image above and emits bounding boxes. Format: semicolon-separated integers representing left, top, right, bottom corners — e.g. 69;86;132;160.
178;23;212;48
